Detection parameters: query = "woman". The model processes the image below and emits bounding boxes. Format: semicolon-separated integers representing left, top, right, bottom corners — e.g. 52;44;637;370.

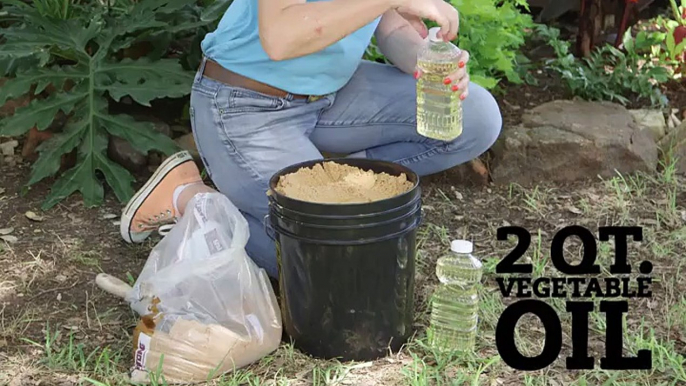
119;0;502;278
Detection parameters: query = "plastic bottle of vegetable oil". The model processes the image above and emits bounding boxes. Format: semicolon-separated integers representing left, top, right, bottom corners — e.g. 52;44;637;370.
416;27;463;141
428;240;482;352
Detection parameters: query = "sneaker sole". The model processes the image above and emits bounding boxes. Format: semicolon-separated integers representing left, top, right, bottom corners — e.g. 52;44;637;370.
120;151;194;244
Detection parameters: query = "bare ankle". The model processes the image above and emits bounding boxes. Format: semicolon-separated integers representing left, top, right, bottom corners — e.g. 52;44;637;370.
174;183;217;216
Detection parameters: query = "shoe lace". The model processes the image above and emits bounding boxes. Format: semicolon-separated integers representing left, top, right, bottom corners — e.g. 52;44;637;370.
137;210;176;234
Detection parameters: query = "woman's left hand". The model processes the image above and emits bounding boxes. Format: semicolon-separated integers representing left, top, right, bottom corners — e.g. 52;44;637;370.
415;49;470;100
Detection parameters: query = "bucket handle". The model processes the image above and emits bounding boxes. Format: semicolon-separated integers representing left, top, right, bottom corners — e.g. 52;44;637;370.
263;214;276;241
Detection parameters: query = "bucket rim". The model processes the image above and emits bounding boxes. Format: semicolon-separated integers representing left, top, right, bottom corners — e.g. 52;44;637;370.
268;158;420;208
269;203;422;231
269;192;422;220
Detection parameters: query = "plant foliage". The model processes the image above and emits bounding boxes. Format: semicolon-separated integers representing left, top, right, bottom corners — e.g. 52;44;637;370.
0;0;225;210
446;0;535;89
537;25;671;107
363;0;535;90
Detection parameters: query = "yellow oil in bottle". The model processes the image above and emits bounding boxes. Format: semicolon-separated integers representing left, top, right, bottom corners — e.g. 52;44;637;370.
416;60;463;141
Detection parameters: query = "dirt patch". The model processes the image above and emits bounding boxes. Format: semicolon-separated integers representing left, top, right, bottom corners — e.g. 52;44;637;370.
274;161;414;203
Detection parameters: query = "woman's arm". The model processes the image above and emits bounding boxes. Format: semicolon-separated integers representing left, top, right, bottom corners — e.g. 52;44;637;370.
259;0;398;61
258;0;454;61
374;10;426;75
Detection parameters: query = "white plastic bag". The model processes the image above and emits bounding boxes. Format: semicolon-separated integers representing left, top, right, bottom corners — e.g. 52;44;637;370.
125;192;282;384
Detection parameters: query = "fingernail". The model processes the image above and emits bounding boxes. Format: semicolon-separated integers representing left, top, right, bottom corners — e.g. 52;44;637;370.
451;84;459;92
413;71;419;79
460;93;466;100
443;78;452;85
458;61;465;68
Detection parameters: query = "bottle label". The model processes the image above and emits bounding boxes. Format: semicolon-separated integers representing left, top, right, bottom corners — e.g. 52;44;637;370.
134;332;152;371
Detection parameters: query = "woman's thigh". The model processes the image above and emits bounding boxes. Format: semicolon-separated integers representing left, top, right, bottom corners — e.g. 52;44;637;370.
189;75;326;217
311;60;501;157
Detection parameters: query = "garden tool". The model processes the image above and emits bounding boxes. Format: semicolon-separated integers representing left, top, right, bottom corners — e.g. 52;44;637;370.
95;273;153;316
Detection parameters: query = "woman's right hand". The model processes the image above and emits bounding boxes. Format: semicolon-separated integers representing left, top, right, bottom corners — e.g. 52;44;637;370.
395;0;459;42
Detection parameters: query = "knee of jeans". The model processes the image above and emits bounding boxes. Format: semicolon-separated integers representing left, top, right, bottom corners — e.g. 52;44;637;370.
463;87;503;156
476;109;502;154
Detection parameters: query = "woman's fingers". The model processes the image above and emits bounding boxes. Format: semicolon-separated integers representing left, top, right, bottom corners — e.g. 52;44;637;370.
455;76;469;100
435;15;452;41
436;0;459;41
446;9;459;41
409;17;429;39
397;10;429;38
444;50;470;84
415;66;469;100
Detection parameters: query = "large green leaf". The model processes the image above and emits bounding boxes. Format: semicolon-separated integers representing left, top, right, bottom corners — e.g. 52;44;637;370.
97;58;194;84
0;43;51;63
95;152;135;203
1;0;209;210
96;58;193;105
41;121;109;210
41;153;104;210
0;90;87;136
200;0;233;22
29;119;88;186
96;112;178;156
0;66;87;105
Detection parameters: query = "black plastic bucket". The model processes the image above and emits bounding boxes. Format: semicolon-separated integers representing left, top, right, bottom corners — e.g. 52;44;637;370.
267;158;421;361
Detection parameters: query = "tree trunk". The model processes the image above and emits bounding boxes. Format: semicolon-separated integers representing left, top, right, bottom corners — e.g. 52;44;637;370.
577;0;605;57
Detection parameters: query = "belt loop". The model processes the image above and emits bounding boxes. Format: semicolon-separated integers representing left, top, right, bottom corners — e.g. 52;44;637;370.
195;56;208;83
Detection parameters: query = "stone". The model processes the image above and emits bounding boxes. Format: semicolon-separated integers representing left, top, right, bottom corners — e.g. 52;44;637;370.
175;133;200;161
491;100;658;185
628;109;666;141
132;115;171;138
171;124;191;135
108;116;172;172
3;155;16;167
108;136;147;172
0;140;18;156
658;120;686;173
22;127;53;160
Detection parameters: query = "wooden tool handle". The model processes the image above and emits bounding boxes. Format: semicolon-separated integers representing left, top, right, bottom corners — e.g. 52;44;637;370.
95;273;132;299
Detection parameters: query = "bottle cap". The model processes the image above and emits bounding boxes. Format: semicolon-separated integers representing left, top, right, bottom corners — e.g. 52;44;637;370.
450;239;473;254
428;27;442;43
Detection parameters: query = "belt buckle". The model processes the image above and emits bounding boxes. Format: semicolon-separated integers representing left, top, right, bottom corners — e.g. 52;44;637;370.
307;95;323;103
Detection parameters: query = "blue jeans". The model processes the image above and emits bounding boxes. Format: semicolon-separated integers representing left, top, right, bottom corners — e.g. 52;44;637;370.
190;57;502;278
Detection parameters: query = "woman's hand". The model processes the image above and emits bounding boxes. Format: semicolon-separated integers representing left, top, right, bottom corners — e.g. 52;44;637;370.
415;50;470;100
396;0;459;41
395;10;428;39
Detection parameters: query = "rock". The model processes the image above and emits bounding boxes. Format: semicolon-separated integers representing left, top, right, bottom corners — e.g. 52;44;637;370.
658;120;686;173
132;114;171;137
108;116;172;172
628;109;666;141
22;126;53;160
491;100;658;185
3;155;16;167
25;211;44;222
171;124;191;135
175;133;200;161
0;140;18;156
108;136;148;172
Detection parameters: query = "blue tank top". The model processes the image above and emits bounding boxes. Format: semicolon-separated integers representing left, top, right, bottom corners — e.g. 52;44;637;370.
201;0;381;96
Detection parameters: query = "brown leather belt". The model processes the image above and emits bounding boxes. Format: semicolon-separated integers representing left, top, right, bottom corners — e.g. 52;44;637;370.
202;59;321;101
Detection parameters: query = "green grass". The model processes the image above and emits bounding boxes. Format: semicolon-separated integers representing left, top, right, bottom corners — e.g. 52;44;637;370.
3;161;685;386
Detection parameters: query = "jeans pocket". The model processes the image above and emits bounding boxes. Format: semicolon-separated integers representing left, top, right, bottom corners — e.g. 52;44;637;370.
218;87;286;114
